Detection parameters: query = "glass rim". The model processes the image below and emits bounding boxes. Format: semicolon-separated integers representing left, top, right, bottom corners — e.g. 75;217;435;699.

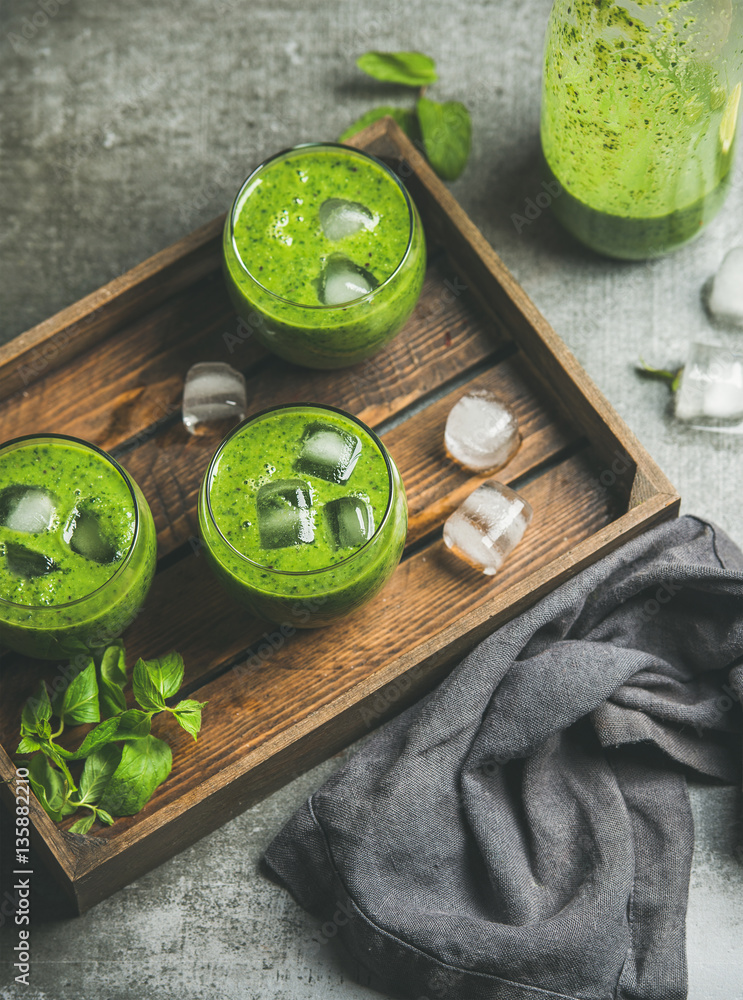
227;141;416;310
0;433;141;613
205;402;395;576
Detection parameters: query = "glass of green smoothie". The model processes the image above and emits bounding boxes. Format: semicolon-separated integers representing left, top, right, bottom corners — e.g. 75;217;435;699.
541;0;743;259
0;435;157;660
222;143;426;369
198;403;407;627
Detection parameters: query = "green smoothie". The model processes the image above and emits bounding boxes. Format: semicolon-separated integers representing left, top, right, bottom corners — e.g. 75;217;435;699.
541;0;742;259
198;404;407;626
0;435;157;659
223;143;426;369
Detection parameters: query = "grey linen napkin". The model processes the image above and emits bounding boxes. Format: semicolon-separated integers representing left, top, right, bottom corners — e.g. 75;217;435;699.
263;515;743;1000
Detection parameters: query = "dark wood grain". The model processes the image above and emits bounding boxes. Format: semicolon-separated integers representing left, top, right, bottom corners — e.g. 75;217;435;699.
0;217;225;406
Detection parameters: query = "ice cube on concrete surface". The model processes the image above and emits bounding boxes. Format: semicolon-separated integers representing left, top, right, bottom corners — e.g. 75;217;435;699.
706;248;743;327
443;480;532;576
324;495;375;548
319;198;377;241
5;542;56;579
0;487;56;534
295;422;361;484
444;390;521;472
68;510;117;564
256;479;314;549
674;342;743;425
182;362;247;436
318;254;378;305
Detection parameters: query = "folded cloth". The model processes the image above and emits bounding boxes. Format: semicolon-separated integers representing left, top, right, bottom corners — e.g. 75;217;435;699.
263;515;743;1000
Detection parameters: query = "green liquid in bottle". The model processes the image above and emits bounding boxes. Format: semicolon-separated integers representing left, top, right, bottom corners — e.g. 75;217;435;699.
541;0;742;260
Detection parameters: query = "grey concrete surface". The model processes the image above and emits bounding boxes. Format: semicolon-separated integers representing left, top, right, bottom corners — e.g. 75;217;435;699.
0;0;742;997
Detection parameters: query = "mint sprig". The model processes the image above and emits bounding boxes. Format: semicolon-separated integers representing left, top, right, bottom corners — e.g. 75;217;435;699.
15;643;207;835
341;50;472;182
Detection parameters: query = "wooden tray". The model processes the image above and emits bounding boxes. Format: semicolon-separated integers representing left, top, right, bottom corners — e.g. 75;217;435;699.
0;119;680;912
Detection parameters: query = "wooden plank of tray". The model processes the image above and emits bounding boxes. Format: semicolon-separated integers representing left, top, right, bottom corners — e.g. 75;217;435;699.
0;117;680;913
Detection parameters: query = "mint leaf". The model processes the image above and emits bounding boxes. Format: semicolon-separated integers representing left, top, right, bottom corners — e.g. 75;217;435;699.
16;735;42;755
28;755;67;822
339;106;417;143
171;699;207;741
416;97;471;181
357;51;437;87
133;652;183;709
99;735;172;816
69;813;96;836
21;681;52;736
99;642;127;719
77;745;122;805
55;658;100;726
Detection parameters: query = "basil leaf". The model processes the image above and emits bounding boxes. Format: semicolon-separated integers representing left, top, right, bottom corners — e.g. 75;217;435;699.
65;709;151;760
69;813;95;836
99;642;127;719
338;106;417;143
77;744;123;805
132;659;166;711
416;97;472;181
16;735;41;755
171;699;208;741
28;755;67;822
115;709;152;740
133;652;183;709
21;681;52;735
65;717;119;759
56;658;100;726
96;808;114;826
99;735;172;816
357;51;437;87
149;651;185;698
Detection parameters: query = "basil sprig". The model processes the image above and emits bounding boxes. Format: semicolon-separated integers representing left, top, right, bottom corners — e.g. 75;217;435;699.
16;644;207;835
340;50;472;182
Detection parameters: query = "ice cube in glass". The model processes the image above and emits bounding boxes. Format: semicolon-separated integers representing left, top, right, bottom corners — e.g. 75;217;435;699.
66;509;117;564
324;495;375;549
295;422;362;484
443;480;532;576
319;199;377;241
318;254;378;305
444;390;521;472
6;542;56;579
0;487;56;533
183;362;248;436
256;479;314;549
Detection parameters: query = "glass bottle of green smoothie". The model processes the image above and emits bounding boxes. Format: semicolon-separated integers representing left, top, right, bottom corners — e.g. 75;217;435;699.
541;0;743;260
